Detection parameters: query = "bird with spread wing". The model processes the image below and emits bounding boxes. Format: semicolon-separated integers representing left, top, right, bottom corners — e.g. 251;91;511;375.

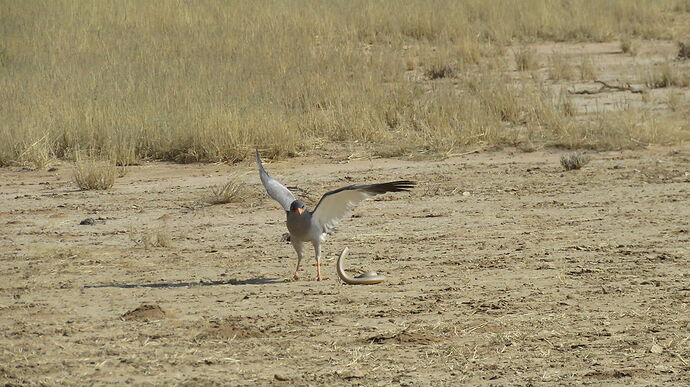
256;151;415;281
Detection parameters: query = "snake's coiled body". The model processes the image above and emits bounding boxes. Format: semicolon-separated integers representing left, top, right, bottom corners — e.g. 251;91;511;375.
336;247;386;285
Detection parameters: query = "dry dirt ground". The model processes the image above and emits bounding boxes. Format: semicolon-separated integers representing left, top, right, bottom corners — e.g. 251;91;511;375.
1;144;689;386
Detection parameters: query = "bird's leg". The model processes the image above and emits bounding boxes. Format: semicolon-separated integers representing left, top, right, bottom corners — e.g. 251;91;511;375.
313;242;327;281
291;239;304;281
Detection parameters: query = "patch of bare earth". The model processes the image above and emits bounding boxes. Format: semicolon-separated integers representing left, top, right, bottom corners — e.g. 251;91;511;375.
1;140;688;385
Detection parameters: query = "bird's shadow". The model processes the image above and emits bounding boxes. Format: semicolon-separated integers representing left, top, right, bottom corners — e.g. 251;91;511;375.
84;277;285;289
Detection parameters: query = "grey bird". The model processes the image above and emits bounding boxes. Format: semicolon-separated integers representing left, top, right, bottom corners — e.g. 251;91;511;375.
256;151;415;281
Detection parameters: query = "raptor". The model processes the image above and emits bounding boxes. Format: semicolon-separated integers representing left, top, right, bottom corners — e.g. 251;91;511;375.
256;151;415;281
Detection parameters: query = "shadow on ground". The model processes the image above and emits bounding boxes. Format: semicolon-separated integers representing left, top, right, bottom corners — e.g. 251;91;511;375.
83;277;285;289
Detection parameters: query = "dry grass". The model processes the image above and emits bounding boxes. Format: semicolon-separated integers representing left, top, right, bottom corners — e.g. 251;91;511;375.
579;57;598;80
1;0;689;163
146;228;173;249
425;63;456;80
620;37;637;56
666;93;683;112
18;135;53;170
548;55;576;81
128;226;174;249
643;62;690;88
679;41;690;59
560;152;590;171
73;159;117;190
514;46;539;71
205;175;252;205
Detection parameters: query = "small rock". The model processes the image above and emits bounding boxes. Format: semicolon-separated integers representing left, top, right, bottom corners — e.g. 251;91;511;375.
48;167;58;172
274;374;290;381
650;344;663;354
80;218;95;225
462;191;470;196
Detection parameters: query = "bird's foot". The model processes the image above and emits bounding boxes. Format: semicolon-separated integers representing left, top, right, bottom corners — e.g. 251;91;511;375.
293;271;301;281
316;275;328;281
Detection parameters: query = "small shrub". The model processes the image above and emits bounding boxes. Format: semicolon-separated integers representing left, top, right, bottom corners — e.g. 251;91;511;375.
548;55;575;81
405;57;418;71
206;174;251;204
640;90;652;104
579;57;597;80
677;41;690;60
129;226;173;249
16;135;53;169
560;152;589;171
73;159;117;190
425;63;455;79
514;46;538;71
20;143;52;170
0;47;8;67
146;228;173;248
620;37;636;56
558;91;576;116
644;62;690;88
667;93;682;112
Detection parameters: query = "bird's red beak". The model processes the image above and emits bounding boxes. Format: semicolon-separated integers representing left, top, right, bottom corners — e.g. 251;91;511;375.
294;208;304;215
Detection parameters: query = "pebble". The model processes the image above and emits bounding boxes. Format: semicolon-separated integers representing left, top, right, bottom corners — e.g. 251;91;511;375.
80;218;96;225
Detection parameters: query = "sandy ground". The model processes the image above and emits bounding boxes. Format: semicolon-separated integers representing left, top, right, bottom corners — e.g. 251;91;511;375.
1;144;688;386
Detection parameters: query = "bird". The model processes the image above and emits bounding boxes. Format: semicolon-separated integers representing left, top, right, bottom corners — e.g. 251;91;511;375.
255;150;415;281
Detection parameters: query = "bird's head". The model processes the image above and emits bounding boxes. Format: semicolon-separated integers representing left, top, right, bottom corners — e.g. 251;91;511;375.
289;200;306;215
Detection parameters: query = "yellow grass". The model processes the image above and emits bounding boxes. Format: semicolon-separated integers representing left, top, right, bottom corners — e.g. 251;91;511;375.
515;46;539;72
579;57;598;81
1;0;689;164
205;174;252;205
548;55;576;81
73;159;117;190
560;152;590;171
620;37;637;56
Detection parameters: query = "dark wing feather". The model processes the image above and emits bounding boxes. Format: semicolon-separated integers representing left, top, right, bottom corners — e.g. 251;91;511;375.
311;180;415;233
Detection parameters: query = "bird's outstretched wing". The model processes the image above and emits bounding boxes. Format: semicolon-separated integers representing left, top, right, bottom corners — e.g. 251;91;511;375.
256;151;295;211
311;180;415;233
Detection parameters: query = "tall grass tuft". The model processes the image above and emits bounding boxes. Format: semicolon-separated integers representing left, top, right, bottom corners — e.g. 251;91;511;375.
515;46;539;71
548;55;576;81
643;62;690;88
73;159;117;190
205;175;252;205
561;152;589;171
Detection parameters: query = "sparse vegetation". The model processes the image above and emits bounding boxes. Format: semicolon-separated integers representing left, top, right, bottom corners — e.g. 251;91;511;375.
666;93;682;111
425;63;456;80
677;40;690;59
129;225;174;249
579;57;597;80
205;175;252;205
1;0;689;164
643;62;690;88
73;159;117;190
146;228;173;249
18;135;53;170
548;55;576;81
514;46;539;71
620;37;637;56
560;152;590;171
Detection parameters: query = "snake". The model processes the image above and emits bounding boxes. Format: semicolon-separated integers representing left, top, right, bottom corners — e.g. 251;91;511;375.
336;247;386;285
